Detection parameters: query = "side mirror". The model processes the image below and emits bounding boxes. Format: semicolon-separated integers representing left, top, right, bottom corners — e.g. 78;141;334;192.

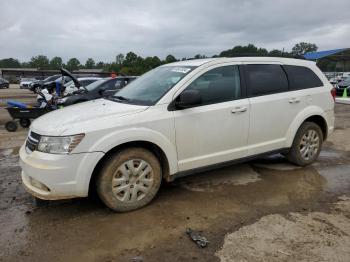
176;90;201;109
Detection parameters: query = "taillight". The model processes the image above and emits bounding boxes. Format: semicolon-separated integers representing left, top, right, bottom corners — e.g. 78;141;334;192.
331;87;336;102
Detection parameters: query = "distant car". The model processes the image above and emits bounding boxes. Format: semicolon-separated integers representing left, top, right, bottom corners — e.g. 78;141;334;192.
336;77;350;96
0;77;9;89
20;78;37;89
29;75;71;92
63;77;103;95
57;76;137;106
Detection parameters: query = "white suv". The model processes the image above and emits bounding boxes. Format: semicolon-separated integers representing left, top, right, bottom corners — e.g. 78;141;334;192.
19;57;335;211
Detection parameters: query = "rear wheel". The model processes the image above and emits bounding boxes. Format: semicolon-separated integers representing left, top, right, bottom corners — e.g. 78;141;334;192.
5;121;18;132
96;147;162;212
286;122;323;166
19;118;31;128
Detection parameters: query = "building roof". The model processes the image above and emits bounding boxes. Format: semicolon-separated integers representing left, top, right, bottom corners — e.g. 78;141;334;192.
304;48;350;61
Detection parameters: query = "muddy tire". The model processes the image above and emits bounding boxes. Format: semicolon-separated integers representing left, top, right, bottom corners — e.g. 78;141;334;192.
286;122;323;166
5;121;18;132
96;147;162;212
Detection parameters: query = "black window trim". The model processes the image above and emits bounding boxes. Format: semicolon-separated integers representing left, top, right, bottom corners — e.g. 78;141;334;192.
243;64;290;98
282;64;324;91
168;64;246;111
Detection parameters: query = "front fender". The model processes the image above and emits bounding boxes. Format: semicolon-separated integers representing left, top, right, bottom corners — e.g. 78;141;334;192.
88;127;178;175
285;106;328;147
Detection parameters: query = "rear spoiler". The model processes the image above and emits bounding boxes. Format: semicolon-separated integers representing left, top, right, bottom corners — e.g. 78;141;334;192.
60;68;81;88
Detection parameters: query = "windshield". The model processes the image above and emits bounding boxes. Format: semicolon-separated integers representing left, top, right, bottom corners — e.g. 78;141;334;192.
64;80;74;87
110;66;195;105
85;78;108;91
44;75;60;82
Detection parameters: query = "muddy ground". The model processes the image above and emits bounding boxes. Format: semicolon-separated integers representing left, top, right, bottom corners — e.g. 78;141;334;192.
0;85;350;262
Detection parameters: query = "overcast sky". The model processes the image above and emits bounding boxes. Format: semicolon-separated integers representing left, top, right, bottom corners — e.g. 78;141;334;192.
1;0;350;63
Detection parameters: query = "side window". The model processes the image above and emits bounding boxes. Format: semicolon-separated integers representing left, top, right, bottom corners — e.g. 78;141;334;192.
102;79;117;90
80;80;91;86
185;65;241;106
246;64;288;96
115;79;125;88
284;65;323;90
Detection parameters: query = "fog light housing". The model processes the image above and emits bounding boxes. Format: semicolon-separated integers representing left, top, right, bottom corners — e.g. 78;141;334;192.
29;177;50;192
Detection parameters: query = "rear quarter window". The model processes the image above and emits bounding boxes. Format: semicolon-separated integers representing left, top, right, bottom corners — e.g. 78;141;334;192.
283;65;323;90
246;64;289;97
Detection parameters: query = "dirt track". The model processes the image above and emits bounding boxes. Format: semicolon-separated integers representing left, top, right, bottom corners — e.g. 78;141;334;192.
0;86;350;262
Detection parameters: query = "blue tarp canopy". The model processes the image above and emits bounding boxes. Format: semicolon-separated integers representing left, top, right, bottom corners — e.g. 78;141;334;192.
304;48;350;61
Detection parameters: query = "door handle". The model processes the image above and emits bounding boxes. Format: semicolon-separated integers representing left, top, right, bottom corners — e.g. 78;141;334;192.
231;106;247;113
289;98;300;104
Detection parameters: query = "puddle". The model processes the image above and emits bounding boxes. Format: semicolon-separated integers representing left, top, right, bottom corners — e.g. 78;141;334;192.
175;164;261;192
316;164;350;195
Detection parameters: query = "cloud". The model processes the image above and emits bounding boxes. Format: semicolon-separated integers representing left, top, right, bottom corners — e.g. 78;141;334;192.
0;0;349;63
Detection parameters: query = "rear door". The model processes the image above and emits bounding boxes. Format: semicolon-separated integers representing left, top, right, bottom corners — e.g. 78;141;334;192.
244;63;306;155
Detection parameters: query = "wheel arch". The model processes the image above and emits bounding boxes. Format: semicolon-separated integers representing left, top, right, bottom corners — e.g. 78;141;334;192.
88;140;172;196
286;107;329;147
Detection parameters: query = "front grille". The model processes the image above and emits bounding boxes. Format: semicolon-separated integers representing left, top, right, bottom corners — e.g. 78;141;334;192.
26;131;41;152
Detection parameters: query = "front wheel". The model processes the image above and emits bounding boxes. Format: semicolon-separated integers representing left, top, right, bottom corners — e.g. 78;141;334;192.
96;147;162;212
286;122;323;166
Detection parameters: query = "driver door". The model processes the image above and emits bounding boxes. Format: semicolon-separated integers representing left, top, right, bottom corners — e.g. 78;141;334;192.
173;64;250;171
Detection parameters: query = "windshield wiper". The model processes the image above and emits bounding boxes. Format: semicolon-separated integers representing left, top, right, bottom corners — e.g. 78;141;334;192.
113;95;130;101
106;95;130;103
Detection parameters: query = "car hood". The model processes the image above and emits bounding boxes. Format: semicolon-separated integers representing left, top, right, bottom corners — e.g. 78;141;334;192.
31;99;148;136
338;79;350;86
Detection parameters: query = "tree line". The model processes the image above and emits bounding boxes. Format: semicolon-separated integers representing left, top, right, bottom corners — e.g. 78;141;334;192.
0;42;318;75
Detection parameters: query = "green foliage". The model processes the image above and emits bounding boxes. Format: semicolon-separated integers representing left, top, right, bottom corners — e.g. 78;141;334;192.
49;56;63;69
0;58;21;68
219;44;268;57
29;55;50;69
85;58;95;69
165;54;177;63
291;42;318;57
66;58;81;71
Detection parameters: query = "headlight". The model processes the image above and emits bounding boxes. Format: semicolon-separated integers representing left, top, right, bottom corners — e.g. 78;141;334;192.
37;134;85;154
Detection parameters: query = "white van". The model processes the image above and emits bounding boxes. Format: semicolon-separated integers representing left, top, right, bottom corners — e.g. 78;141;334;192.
19;57;335;212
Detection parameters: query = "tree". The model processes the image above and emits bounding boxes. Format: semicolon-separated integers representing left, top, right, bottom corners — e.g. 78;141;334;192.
29;55;50;69
291;42;318;57
219;44;268;57
96;61;105;69
0;58;21;68
85;58;95;69
268;49;284;57
123;52;138;67
66;58;81;71
194;54;206;59
165;54;177;63
49;56;63;69
115;53;124;66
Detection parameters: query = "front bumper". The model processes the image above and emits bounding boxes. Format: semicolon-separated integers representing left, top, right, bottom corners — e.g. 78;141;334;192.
19;145;104;200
